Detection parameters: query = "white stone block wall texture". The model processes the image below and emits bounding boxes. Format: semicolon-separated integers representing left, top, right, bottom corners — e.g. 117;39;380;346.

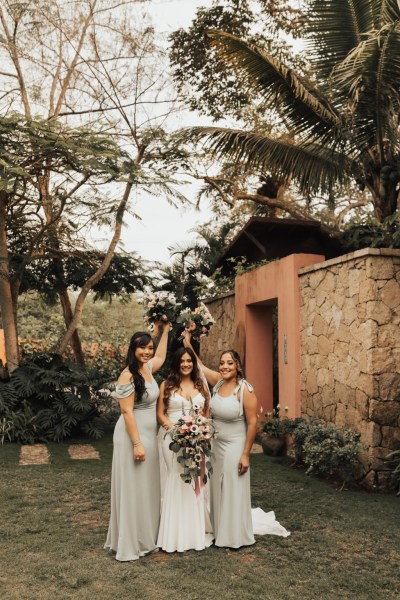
299;249;400;488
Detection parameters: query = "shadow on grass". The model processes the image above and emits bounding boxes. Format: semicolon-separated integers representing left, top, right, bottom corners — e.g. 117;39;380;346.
0;435;399;600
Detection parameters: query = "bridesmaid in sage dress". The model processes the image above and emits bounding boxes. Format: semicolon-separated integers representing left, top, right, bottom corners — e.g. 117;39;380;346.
104;324;169;561
183;334;257;548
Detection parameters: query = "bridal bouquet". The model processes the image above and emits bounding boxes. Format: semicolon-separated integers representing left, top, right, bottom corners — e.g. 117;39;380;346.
139;291;179;332
177;302;216;341
167;402;215;493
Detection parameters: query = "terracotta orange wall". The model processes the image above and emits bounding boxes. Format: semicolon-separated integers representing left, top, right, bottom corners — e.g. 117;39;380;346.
235;253;324;418
0;330;6;365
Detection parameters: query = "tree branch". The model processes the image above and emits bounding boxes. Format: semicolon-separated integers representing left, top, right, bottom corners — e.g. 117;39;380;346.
57;178;133;355
0;8;31;117
52;0;98;117
336;198;369;227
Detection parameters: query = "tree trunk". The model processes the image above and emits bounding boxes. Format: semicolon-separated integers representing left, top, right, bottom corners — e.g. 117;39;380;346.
38;174;86;365
57;180;133;355
59;289;86;365
0;192;19;372
372;176;399;223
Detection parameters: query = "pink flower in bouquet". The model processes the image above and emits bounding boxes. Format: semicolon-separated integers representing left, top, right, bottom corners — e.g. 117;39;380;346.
161;314;168;321
201;327;207;334
183;415;192;423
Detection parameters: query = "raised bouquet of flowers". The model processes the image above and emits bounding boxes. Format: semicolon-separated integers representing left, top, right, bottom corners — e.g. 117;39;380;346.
139;291;179;332
167;402;215;493
177;302;216;341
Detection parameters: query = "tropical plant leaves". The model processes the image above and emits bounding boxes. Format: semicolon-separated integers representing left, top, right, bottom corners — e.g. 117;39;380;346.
178;126;351;195
208;30;341;140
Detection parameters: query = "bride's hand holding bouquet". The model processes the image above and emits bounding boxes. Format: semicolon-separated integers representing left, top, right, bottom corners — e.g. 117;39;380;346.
167;401;215;492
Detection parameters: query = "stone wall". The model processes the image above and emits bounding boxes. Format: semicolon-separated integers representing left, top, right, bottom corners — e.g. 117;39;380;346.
200;291;236;370
299;248;400;488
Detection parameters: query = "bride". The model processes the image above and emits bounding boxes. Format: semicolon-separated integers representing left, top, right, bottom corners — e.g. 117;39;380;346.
156;347;214;552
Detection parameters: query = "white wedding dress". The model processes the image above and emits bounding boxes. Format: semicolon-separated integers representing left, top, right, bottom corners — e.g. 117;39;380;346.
157;392;214;552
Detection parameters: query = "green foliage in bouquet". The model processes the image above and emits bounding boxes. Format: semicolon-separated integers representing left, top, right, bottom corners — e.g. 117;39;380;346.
176;302;215;341
139;291;179;332
167;403;215;487
0;352;119;444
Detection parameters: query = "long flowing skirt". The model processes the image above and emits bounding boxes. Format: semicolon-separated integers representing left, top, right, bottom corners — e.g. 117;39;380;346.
104;410;160;561
157;429;214;552
210;418;255;548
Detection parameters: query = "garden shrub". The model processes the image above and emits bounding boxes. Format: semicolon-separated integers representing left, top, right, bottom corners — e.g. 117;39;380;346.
379;448;400;493
341;214;400;252
283;418;362;485
19;339;127;379
301;421;362;484
0;352;119;444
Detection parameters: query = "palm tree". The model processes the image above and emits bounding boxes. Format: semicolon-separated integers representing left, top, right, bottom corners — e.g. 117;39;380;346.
179;0;400;224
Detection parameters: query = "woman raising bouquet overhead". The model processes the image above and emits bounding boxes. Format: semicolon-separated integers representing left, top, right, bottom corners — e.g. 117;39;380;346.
183;331;290;548
104;322;170;561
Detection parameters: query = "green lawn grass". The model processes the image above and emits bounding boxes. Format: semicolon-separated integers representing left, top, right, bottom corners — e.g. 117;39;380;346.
1;436;399;600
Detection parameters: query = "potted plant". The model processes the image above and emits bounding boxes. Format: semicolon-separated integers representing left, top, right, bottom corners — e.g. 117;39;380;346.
259;406;289;456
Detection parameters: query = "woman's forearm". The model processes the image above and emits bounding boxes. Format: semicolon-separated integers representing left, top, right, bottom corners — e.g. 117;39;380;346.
155;327;169;360
122;411;141;445
156;408;173;430
242;421;257;456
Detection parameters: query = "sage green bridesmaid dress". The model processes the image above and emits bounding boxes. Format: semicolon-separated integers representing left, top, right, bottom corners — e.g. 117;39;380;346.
104;363;160;561
210;379;255;548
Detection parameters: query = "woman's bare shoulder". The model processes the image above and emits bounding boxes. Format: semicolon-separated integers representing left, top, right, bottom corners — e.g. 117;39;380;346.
117;368;133;384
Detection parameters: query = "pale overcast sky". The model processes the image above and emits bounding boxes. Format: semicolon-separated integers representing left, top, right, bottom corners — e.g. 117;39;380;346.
119;0;214;265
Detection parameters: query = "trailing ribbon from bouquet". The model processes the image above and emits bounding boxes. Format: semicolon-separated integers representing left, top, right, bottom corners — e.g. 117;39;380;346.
194;453;206;497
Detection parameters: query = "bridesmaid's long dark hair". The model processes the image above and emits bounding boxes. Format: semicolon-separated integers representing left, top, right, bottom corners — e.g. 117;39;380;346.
163;347;210;414
126;332;154;404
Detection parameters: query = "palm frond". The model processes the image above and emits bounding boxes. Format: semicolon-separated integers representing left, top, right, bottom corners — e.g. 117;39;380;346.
333;21;400;155
305;0;379;78
207;30;340;140
377;0;400;25
178;126;352;195
167;241;199;259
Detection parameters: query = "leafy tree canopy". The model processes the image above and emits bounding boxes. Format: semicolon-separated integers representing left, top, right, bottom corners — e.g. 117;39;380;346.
169;0;305;122
177;0;400;227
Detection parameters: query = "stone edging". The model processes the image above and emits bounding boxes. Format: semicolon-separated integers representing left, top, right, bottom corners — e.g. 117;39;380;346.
201;290;235;303
298;247;400;276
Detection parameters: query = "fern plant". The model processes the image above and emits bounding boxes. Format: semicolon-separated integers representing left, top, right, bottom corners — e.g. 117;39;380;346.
0;352;118;443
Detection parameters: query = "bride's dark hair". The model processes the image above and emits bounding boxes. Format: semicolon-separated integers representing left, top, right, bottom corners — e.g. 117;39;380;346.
126;332;154;404
163;347;210;413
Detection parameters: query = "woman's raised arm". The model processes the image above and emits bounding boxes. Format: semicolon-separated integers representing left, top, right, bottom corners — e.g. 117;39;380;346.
151;322;171;373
